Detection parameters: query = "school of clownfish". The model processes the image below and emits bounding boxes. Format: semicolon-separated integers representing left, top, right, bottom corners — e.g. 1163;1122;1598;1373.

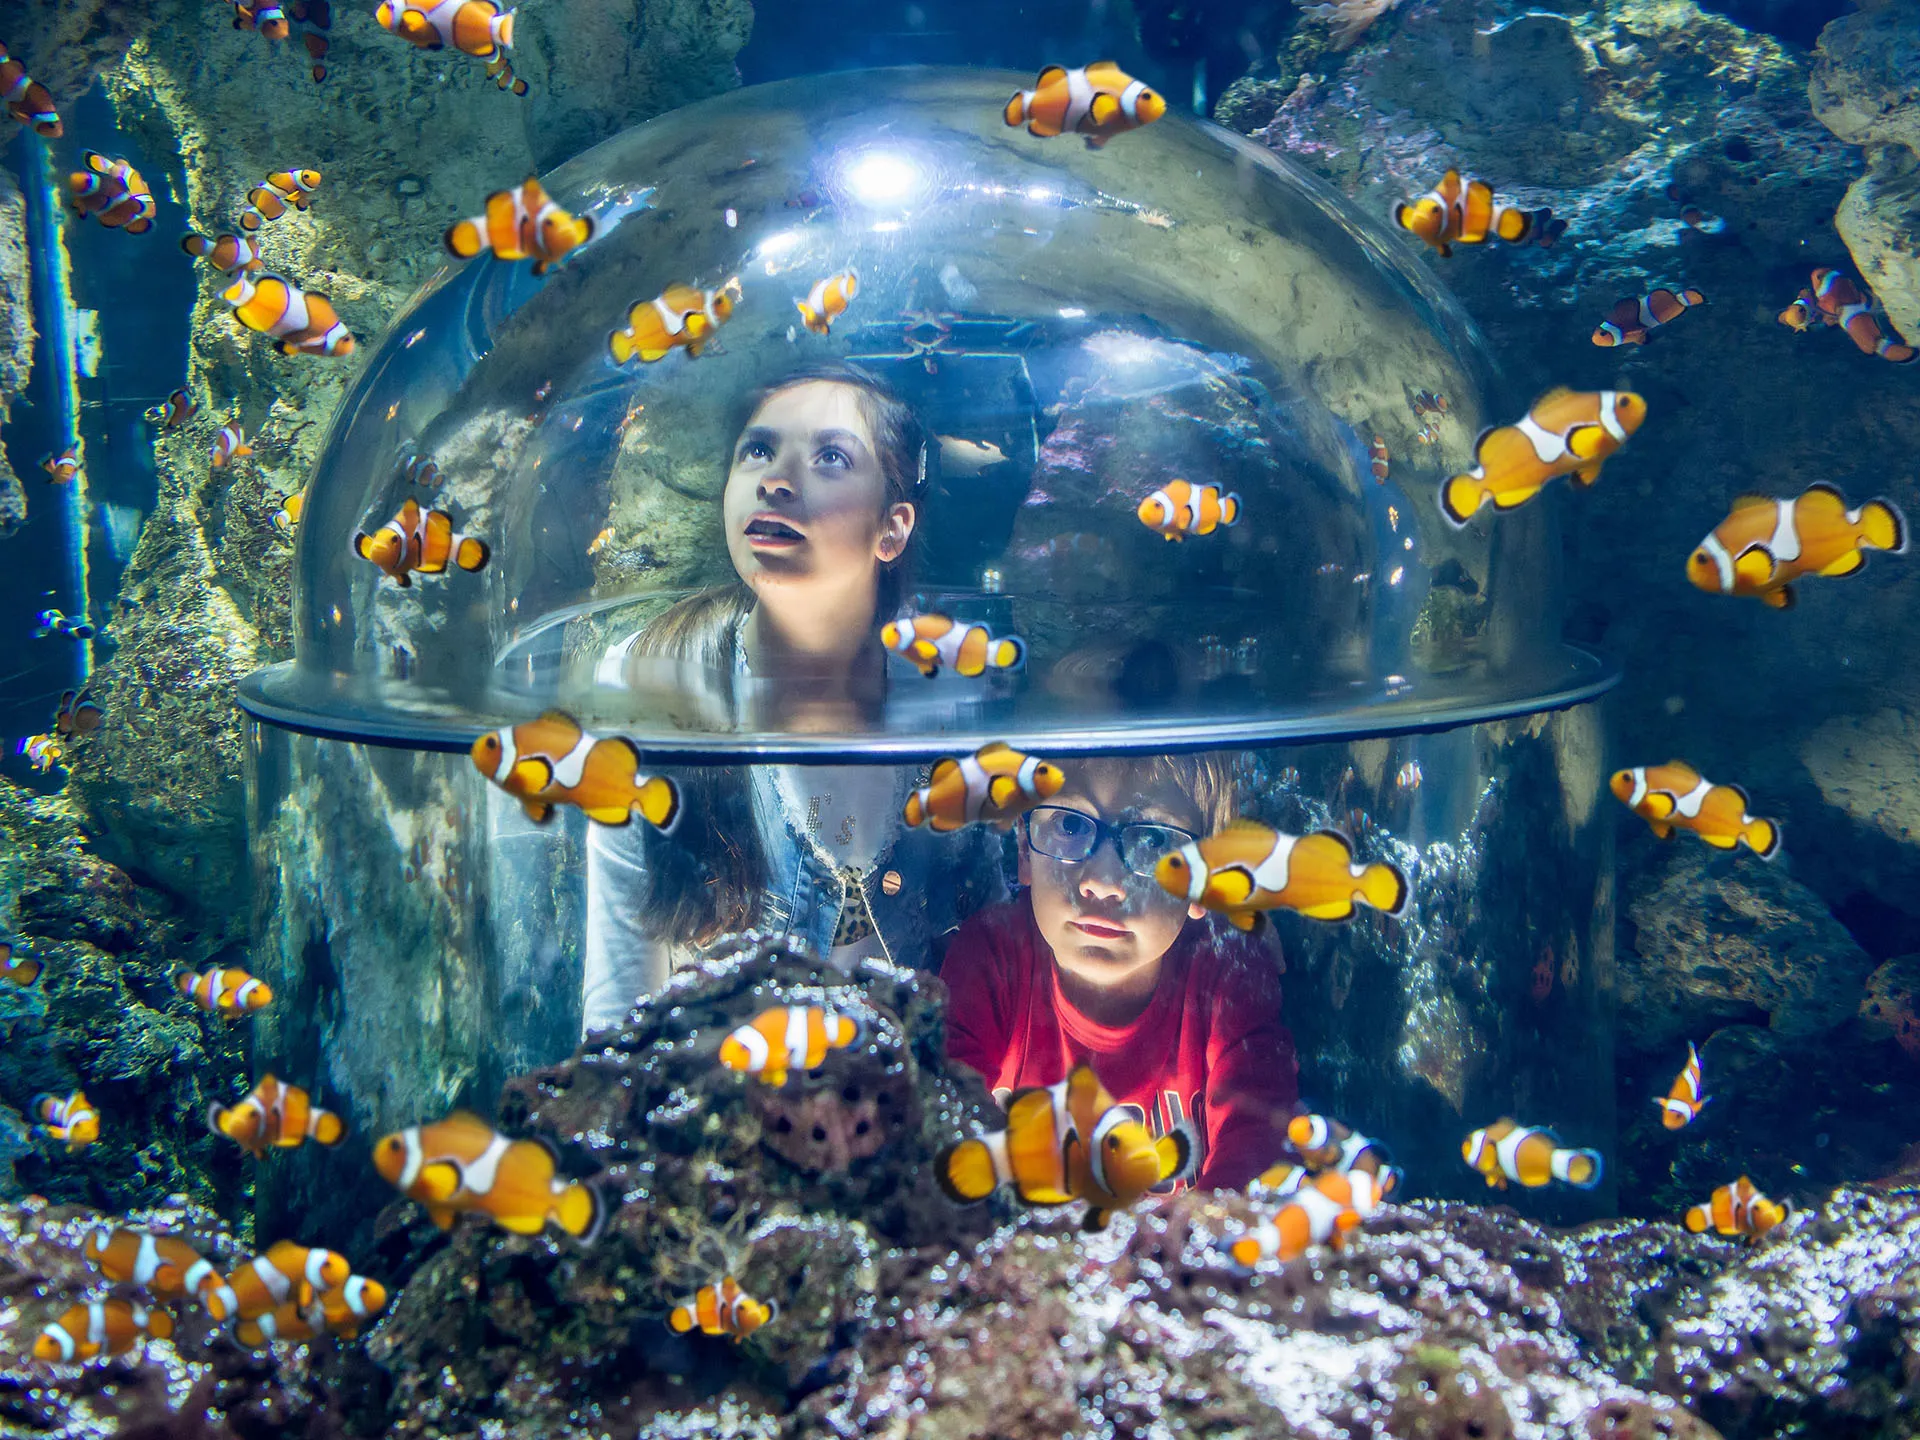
0;52;1895;1361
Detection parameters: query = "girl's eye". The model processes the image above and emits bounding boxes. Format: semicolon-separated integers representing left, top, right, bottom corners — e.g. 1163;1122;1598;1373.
740;440;774;462
816;447;850;469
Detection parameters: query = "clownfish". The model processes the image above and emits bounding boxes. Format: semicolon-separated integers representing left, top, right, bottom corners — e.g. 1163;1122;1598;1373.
1461;1117;1602;1190
1609;761;1780;857
470;710;680;829
315;1274;387;1338
1154;818;1408;929
223;272;355;357
373;1109;607;1239
0;42;61;138
796;270;858;335
182;229;263;275
880;613;1025;679
176;965;273;1019
669;1276;777;1341
68;152;153;233
53;689;102;737
1287;1113;1401;1196
1777;287;1819;333
445;177;594;274
402;457;441;487
230;0;291;41
903;742;1065;832
1685;1175;1787;1242
718;1005;863;1088
1592;288;1705;347
936;1061;1196;1232
1227;1169;1383;1267
1808;268;1916;363
272;487;307;539
83;1226;224;1306
32;1090;100;1153
608;281;739;364
1392;170;1561;258
210;421;253;469
34;609;95;640
1137;479;1240;541
32;1298;171;1363
19;734;63;772
205;1240;351;1323
1678;204;1728;236
40;446;80;484
1686;484;1906;609
353;497;490;585
1004;62;1166;149
233;1274;386;1347
1411;389;1450;419
209;1074;345;1159
1369;436;1389;484
291;0;332;82
375;0;514;56
0;941;42;987
1439;388;1646;527
484;52;529;94
1657;1041;1709;1130
239;168;321;232
144;386;200;427
1251;1160;1309;1196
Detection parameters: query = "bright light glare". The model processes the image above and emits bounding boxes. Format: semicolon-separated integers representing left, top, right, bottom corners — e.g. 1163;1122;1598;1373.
841;150;927;207
1058;306;1086;319
753;228;806;262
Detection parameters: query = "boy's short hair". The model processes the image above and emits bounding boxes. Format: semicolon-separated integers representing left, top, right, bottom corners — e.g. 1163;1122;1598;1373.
1068;752;1241;836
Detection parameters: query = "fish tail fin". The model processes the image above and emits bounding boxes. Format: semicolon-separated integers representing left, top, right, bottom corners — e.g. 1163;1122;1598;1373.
1359;861;1409;917
1004;91;1027;126
1494;205;1532;244
608;328;635;365
1221;493;1241;526
1157;1120;1199;1185
554;1179;606;1243
936;1138;1001;1203
991;636;1026;670
1742;814;1782;860
1560;1148;1604;1189
453;536;491;572
1858;499;1907;555
634;774;681;832
181;231;210;258
206;1102;228;1137
445;219;483;259
493;10;513;47
311;1110;345;1146
1439;473;1483;527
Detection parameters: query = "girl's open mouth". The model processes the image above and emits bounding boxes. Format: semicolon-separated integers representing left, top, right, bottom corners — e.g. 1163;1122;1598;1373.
744;515;805;547
1070;917;1130;940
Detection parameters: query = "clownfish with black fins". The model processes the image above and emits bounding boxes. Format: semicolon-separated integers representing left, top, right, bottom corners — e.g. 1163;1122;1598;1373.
0;42;61;138
903;742;1065;832
239;168;321;232
1462;1117;1602;1190
182;229;263;276
1287;1113;1401;1196
233;1273;386;1347
83;1225;225;1306
40;446;80;484
210;420;253;469
53;690;101;737
1155;818;1408;929
1657;1041;1709;1130
223;272;355;357
484;52;529;94
373;1109;607;1239
1592;288;1705;347
375;0;514;57
145;386;200;428
32;1298;171;1363
272;487;306;539
209;1074;345;1159
0;940;42;988
470;711;681;830
1227;1169;1382;1267
937;1061;1196;1232
1809;268;1916;364
1777;287;1819;333
1609;761;1781;858
1137;479;1240;541
230;1;291;42
796;270;858;335
32;1090;99;1153
176;965;273;1019
1369;437;1389;484
609;281;739;364
206;1240;351;1323
1392;169;1562;258
1439;388;1646;526
19;734;63;772
1685;1175;1787;1242
353;497;490;586
1686;484;1906;610
881;613;1025;680
68;152;154;233
1005;62;1166;149
291;0;332;82
718;1005;863;1087
668;1276;776;1341
445;177;594;274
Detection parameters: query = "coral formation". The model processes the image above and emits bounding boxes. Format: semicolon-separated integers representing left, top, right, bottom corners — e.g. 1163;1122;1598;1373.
0;166;27;539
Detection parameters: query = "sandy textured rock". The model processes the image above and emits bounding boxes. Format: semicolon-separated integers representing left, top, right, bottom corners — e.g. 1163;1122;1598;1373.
0;165;30;537
1801;706;1920;848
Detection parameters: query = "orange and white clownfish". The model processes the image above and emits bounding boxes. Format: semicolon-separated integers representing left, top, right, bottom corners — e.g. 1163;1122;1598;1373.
1461;1117;1602;1190
1777;287;1820;333
1685;1175;1787;1242
316;1274;388;1338
32;1298;171;1363
209;1074;345;1159
1809;268;1916;364
353;497;490;586
32;1090;99;1153
40;446;80;484
1686;484;1906;610
1287;1113;1401;1195
445;177;593;275
233;1296;324;1347
145;386;200;428
1592;288;1705;347
1657;1041;1709;1131
608;281;738;364
83;1225;224;1306
795;270;858;335
936;1061;1196;1232
375;0;514;56
1250;1160;1310;1196
0;941;43;988
484;52;529;94
222;273;355;357
1391;170;1561;258
53;689;101;739
1137;479;1240;541
176;965;273;1019
19;734;64;772
903;742;1065;832
717;1005;863;1087
880;613;1025;680
239;168;321;232
67;152;154;233
210;421;253;469
1227;1169;1383;1267
272;487;306;539
205;1240;351;1323
668;1276;777;1341
1609;761;1780;858
182;229;263;275
1439;388;1646;527
231;0;292;42
1369;436;1389;484
372;1109;607;1240
1004;62;1166;149
1154;818;1408;929
291;0;332;82
0;42;62;138
470;710;680;829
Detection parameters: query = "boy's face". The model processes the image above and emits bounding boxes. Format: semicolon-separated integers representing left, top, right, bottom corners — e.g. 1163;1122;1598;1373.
1025;768;1206;995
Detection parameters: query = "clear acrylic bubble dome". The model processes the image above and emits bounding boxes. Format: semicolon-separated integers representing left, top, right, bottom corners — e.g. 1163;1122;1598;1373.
237;65;1617;759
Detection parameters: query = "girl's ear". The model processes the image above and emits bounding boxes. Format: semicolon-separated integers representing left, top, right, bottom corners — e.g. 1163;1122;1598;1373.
1188;903;1207;920
877;501;916;562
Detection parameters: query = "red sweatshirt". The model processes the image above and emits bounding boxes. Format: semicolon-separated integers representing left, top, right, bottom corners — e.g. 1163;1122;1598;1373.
939;894;1299;1190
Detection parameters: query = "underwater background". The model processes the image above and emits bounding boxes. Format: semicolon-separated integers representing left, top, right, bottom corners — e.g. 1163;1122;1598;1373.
1;0;1920;1436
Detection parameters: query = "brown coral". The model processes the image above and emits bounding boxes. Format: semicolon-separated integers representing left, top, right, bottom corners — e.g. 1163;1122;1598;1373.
1297;0;1407;50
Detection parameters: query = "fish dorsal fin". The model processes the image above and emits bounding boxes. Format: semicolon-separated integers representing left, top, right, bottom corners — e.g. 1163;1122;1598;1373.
1004;1085;1064;1149
929;757;960;785
1729;493;1773;512
1724;782;1752;808
537;708;582;729
975;741;1015;761
1035;64;1068;89
1797;481;1846;516
1064;1062;1109;1124
1219;817;1273;838
1533;385;1576;407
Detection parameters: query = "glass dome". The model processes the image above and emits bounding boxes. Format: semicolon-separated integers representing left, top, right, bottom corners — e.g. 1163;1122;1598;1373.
237;65;1615;759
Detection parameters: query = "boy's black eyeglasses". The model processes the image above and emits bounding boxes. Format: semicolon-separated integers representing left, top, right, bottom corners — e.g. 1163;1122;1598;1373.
1022;806;1197;879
